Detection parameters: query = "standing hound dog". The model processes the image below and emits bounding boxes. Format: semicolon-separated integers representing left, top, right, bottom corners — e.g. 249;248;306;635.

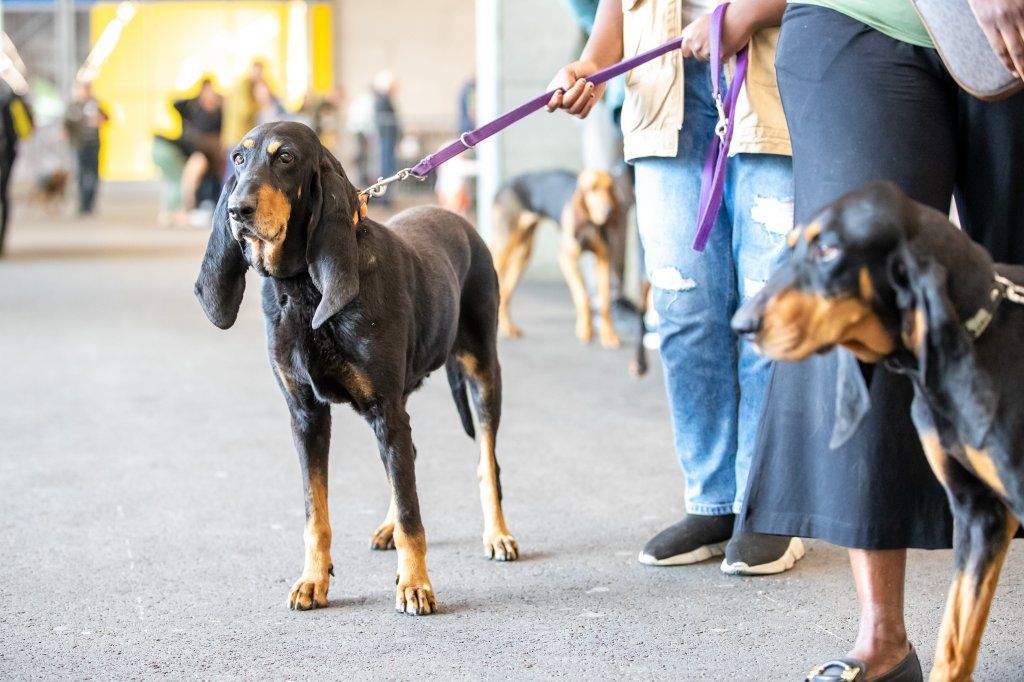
733;182;1024;681
490;169;627;348
195;122;518;616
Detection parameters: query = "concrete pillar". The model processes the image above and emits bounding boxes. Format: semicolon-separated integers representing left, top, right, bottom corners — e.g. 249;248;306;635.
55;0;76;95
475;0;585;277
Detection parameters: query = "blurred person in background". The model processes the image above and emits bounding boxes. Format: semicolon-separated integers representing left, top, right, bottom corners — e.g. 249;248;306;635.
346;88;375;187
548;0;800;574
0;81;33;254
151;132;187;227
222;61;265;153
372;70;401;205
253;80;287;126
174;78;223;220
64;80;108;216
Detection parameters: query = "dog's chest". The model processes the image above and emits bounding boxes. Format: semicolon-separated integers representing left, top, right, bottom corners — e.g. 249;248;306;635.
266;286;375;409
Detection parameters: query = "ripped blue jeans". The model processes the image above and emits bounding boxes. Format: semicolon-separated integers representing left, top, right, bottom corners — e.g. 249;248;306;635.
634;69;793;516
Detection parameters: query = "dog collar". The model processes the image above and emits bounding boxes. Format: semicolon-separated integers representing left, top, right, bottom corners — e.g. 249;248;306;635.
964;273;1024;339
352;194;369;225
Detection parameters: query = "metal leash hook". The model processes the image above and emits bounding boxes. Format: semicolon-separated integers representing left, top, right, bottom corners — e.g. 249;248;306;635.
360;167;426;200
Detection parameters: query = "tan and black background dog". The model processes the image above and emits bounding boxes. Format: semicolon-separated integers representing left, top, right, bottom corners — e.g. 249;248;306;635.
195;121;517;616
733;182;1024;681
490;168;628;349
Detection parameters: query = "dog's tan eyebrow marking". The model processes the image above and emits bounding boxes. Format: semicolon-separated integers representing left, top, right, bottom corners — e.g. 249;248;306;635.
786;226;801;248
242;138;255;149
267;140;282;154
804;222;822;242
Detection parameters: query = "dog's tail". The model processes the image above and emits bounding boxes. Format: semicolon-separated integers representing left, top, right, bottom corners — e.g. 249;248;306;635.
445;357;476;439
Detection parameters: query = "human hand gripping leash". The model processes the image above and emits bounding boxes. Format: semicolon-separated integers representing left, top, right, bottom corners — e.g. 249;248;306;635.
360;3;746;253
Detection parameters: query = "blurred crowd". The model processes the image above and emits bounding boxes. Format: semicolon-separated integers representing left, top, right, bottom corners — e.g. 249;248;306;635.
0;55;462;251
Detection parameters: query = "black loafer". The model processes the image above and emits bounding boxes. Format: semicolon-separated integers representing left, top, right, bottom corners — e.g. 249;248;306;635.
805;646;922;682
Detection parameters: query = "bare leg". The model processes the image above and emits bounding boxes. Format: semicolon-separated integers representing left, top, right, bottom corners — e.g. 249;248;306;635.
847;549;911;675
181;151;208;212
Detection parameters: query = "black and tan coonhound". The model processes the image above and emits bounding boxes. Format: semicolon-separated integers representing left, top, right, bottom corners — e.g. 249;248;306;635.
733;182;1024;681
194;121;518;616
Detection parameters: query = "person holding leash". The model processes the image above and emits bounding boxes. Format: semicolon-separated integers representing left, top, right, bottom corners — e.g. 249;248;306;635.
548;0;801;574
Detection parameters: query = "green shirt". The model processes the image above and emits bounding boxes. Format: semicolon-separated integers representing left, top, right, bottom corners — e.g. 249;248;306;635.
794;0;933;48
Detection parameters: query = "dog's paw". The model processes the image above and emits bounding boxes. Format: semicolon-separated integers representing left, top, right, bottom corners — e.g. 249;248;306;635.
576;321;594;344
499;322;523;339
369;523;395;551
483;530;519;561
395;577;437;616
288;571;330;611
599;327;621;349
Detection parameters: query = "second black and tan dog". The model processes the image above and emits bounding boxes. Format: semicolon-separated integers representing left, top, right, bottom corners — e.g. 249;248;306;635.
491;168;626;347
733;182;1024;681
195;122;517;616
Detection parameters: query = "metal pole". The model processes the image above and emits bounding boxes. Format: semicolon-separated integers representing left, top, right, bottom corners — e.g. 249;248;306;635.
55;0;75;96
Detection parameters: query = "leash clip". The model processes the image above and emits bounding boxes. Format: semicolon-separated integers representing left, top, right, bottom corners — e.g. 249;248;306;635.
714;95;728;142
361;167;423;199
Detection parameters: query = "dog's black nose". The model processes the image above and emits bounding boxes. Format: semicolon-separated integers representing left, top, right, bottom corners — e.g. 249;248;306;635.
731;307;763;338
227;198;256;221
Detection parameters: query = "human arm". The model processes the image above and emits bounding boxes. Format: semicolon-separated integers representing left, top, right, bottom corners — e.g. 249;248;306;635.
545;0;623;118
680;0;787;61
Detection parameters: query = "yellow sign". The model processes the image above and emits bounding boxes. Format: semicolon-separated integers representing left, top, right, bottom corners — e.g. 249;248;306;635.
90;1;334;180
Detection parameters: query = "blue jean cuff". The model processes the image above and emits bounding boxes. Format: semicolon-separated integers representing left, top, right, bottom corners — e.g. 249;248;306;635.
686;502;736;516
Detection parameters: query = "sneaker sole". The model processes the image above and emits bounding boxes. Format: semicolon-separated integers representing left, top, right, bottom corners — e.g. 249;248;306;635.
719;537;805;576
638;540;728;566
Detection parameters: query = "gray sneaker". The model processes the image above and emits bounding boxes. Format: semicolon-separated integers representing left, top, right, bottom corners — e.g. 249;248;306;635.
638;514;735;566
720;532;804;575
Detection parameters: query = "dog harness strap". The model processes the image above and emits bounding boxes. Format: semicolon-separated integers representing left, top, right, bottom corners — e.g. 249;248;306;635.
692;3;749;253
407;37;685;179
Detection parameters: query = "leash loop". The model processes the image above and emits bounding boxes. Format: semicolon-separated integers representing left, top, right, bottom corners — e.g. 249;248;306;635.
459;132;476;150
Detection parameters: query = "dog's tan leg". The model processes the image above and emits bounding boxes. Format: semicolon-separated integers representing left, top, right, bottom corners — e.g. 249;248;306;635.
494;214;538;338
559;245;593;343
287;403;333;610
593;244;620;349
477;428;518;560
457;351;518;561
371;402;436;615
921;435;1018;680
369;483;397;551
289;472;332;609
931;510;1017;681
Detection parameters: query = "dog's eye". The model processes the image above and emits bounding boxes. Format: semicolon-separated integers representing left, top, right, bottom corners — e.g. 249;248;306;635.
279;151;294;164
814;242;842;263
233;153;244;166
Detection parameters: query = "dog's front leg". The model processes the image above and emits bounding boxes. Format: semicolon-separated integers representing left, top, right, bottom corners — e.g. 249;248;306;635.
593;247;620;349
286;398;333;611
929;465;1018;680
370;401;436;615
558;246;593;343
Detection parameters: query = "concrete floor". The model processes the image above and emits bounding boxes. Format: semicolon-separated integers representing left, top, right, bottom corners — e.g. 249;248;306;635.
1;196;1023;680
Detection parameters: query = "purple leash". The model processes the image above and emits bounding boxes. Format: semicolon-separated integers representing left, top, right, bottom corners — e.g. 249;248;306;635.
405;37;684;180
364;2;748;255
693;3;748;251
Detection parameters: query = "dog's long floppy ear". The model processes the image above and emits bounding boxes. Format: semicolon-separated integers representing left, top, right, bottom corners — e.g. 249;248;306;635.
307;148;362;329
195;175;247;329
889;245;999;446
830;348;872;449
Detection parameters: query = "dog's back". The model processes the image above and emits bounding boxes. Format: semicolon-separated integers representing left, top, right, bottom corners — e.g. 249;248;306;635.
494;169;577;228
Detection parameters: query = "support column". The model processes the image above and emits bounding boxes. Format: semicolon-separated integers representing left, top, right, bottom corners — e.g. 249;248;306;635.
474;1;584;277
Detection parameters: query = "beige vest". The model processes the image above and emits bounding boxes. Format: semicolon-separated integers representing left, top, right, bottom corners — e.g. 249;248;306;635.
620;0;791;161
